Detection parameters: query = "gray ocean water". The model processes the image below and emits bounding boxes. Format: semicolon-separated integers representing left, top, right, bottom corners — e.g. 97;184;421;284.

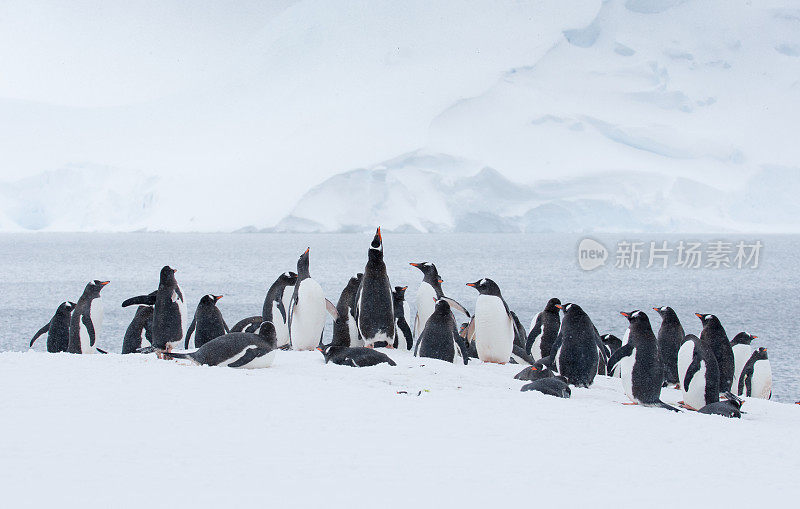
1;233;796;401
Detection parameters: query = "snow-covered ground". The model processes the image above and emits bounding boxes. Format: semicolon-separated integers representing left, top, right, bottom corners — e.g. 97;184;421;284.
2;350;798;507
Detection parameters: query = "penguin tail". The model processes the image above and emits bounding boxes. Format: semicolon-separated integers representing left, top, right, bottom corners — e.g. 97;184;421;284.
135;346;158;354
96;348;108;354
653;400;681;412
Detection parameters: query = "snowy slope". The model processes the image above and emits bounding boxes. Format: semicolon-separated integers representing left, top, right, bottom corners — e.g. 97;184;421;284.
1;350;798;507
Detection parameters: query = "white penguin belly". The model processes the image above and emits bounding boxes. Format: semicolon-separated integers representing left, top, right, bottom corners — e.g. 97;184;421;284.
751;360;772;399
731;344;753;393
414;283;437;339
620;349;636;402
403;302;411;326
291;279;326;351
474;296;514;364
683;365;707;410
272;301;290;347
677;341;694;389
348;314;363;347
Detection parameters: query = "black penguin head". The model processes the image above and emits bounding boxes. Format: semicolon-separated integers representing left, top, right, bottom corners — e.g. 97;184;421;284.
684;333;700;345
369;227;383;253
753;346;768;360
466;278;501;296
85;280;109;296
159;266;178;286
433;297;452;315
732;332;757;345
257;321;278;349
544;297;561;313
59;301;77;313
279;271;298;285
695;313;718;327
556;302;582;315
200;294;223;306
394;286;408;300
652;306;675;318
317;343;340;363
297;248;311;279
410;262;443;285
620;310;652;327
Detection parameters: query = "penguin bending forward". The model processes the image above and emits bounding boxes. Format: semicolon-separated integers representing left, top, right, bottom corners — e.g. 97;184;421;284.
30;301;75;353
355;228;395;348
409;262;445;340
738;347;772;399
168;321;278;369
122;305;154;354
263;271;297;348
415;297;470;364
68;280;109;354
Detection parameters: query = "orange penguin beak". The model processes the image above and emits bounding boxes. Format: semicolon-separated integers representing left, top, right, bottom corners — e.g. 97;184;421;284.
752;335;758;339
304;247;310;254
555;304;562;309
410;262;420;267
400;286;408;291
652;307;659;311
99;281;110;286
695;313;703;318
376;226;382;241
438;279;444;283
214;295;223;301
620;311;630;318
466;282;476;287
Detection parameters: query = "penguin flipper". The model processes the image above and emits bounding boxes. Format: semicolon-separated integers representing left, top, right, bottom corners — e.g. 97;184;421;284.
398;318;413;350
276;301;287;323
525;313;542;355
81;313;96;347
325;299;339;320
606;343;633;373
185;318;197;349
96;348;108;354
121;291;157;307
439;297;470;318
30;322;51;347
227;348;264;368
511;344;536;365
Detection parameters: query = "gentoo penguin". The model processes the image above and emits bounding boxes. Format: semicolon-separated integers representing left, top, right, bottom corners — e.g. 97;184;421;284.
526;297;561;359
392;286;413;350
332;274;363;348
30;301;75;352
601;334;622;356
466;278;514;364
230;316;263;334
319;343;396;367
168;321;278;369
415;297;470;364
121;305;154;354
677;334;699;389
696;313;735;392
520;377;571;398
681;335;720;411
653;306;685;385
699;392;744;418
607;311;678;410
67;280;109;354
409;262;444;339
289;248;337;350
185;294;229;349
738;347;772;399
514;360;556;382
547;303;605;387
123;266;187;354
355;227;395;348
731;332;757;393
262;271;297;348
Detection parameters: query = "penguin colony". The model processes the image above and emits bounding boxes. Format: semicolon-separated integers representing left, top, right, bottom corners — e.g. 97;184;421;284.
29;227;774;417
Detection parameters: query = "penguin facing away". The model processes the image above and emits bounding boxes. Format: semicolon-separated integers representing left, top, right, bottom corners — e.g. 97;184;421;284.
681;336;720;411
121;305;154;354
30;301;75;353
355;227;395;348
409;262;445;340
547;303;604;387
262;271;297;348
696;313;735;393
466;278;514;364
415;297;470;364
730;332;756;394
289;248;337;351
68;280;109;354
332;274;363;348
185;294;229;349
653;306;685;385
168;321;278;369
526;297;561;360
319;343;396;367
609;311;678;411
738;347;771;399
123;266;187;353
392;286;413;350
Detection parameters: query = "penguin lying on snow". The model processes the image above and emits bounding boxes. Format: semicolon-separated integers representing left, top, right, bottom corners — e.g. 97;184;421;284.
415;297;470;364
738;347;772;399
514;360;555;381
30;301;75;353
699;392;744;418
607;311;679;411
526;297;561;360
520;377;571;398
185;294;229;349
168;322;278;369
121;305;153;354
263;271;297;348
68;280;110;354
319;343;396;367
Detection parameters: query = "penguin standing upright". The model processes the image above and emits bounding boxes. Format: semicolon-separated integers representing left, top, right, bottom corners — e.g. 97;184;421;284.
738;347;772;399
121;305;154;354
332;274;363;347
409;262;444;340
122;266;187;353
653;306;685;385
68;280;109;354
30;301;75;353
392;286;413;350
526;297;561;360
696;313;735;393
677;333;698;389
415;297;470;364
185;294;229;348
681;335;720;411
466;278;514;364
262;271;297;348
731;332;756;393
289;248;336;351
607;311;677;410
547;303;606;387
355;228;395;348
169;322;278;369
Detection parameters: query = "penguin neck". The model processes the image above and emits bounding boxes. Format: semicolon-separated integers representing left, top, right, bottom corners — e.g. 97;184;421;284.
422;276;444;297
